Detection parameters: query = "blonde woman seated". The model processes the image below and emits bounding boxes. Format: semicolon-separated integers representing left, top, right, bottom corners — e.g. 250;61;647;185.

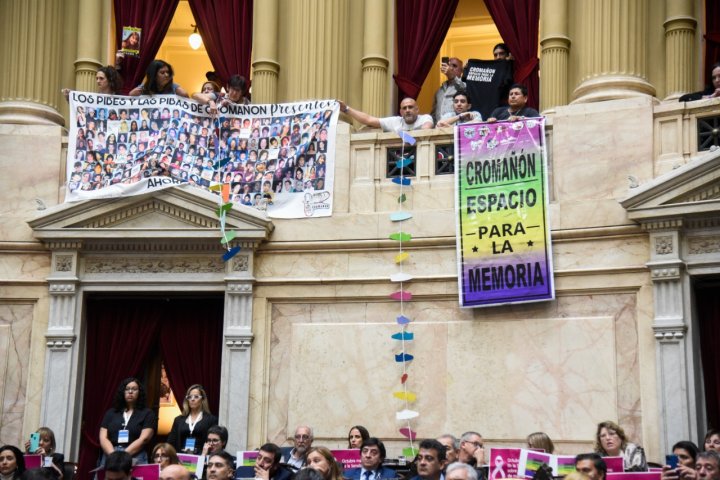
595;421;647;471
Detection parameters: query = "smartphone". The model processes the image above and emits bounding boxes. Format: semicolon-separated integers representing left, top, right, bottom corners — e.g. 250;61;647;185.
441;56;449;65
30;432;40;452
666;454;679;469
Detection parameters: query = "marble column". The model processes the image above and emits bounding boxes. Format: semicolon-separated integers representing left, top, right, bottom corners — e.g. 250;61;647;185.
40;247;83;457
0;0;65;125
572;0;656;103
74;0;103;93
284;0;350;101
663;0;696;101
361;0;389;118
646;229;698;456
219;251;255;452
539;0;570;114
252;0;280;103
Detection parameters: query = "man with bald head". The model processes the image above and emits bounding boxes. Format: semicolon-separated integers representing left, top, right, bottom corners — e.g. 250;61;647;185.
338;97;433;132
160;465;190;480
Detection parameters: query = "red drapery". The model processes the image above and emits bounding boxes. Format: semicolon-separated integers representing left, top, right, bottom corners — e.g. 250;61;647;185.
188;0;254;87
483;0;540;110
393;0;459;102
705;0;720;86
697;285;720;430
159;299;224;414
77;297;223;480
113;0;180;94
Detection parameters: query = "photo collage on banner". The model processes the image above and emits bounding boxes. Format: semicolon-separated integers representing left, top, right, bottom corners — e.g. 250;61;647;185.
66;93;339;218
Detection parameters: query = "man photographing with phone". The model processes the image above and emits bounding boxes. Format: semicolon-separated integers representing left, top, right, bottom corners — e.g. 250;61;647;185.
432;56;466;123
662;442;700;480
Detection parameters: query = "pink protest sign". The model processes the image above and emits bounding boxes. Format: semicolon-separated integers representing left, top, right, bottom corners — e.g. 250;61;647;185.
23;455;42;470
488;448;522;480
607;473;661;480
331;449;361;470
132;464;160;480
605;457;625;473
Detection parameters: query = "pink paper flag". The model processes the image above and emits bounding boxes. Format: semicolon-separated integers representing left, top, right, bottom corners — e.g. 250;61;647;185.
390;291;412;301
399;427;417;440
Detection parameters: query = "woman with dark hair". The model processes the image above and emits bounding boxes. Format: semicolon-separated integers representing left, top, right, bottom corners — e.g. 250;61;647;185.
62;66;122;100
151;443;180;469
98;377;156;465
595;420;647;471
129;60;188;97
705;430;720;452
679;63;720;101
0;445;25;480
347;425;370;449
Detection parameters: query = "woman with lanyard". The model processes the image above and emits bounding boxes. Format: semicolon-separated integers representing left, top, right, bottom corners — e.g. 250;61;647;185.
99;377;156;465
167;384;218;454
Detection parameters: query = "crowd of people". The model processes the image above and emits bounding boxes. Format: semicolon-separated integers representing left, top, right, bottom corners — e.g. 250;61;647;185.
3;379;720;480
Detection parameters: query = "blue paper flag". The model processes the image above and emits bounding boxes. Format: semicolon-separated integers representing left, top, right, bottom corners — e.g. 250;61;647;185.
392;177;412;186
392;332;414;341
395;353;414;362
397;315;411;325
396;157;414;168
222;246;241;261
395;129;417;145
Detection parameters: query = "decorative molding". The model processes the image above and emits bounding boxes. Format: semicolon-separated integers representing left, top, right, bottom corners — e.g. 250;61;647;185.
82;241;246;253
225;335;253;351
675;184;720;203
47;241;83;250
655;236;674;255
78;199;220;229
48;283;76;294
687;235;720;254
55;255;73;272
84;257;224;274
227;283;253;294
653;324;686;342
641;219;683;231
45;335;76;351
232;255;249;272
650;267;681;280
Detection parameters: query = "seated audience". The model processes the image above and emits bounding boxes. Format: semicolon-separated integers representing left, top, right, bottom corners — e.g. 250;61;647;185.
436;91;482;127
410;439;446;480
527;432;555;454
104;451;133;480
575;453;607;480
160;464;190;480
347;426;370;449
343;438;396;480
24;427;64;478
254;443;293;480
167;384;218;454
486;84;540;122
293;470;324;480
285;426;314;469
0;445;26;480
152;443;179;469
432;57;467;123
695;451;720;480
306;447;344;480
706;431;720;452
445;463;477;480
202;425;230;458
206;451;235;480
129;60;189;97
679;63;720;101
437;435;459;465
338;98;433;132
594;421;647;472
662;440;699;480
458;431;484;468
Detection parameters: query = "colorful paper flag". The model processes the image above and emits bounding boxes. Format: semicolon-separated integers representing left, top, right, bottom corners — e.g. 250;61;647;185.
393;391;417;402
390;211;413;222
396;315;411;324
222;246;241;261
391;332;414;340
399;427;417;440
396;409;419;420
390;272;413;282
392;177;411;186
395;353;414;362
390;291;412;301
394;252;409;263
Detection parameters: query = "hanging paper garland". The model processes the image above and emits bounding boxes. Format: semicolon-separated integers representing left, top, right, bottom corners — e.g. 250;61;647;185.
390;129;418;458
209;117;241;262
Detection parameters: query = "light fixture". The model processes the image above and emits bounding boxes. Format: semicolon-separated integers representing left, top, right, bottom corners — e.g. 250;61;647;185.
188;24;202;50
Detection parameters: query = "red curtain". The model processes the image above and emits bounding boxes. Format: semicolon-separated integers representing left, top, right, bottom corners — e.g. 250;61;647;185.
188;0;254;87
77;297;224;480
113;0;180;94
697;285;720;430
483;0;540;110
393;0;459;102
77;299;162;480
706;1;720;87
159;298;224;414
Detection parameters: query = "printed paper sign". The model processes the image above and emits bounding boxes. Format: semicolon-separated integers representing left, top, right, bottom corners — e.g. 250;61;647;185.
488;448;522;480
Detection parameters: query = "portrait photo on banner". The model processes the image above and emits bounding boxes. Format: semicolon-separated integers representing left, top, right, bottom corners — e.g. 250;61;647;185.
66;92;339;218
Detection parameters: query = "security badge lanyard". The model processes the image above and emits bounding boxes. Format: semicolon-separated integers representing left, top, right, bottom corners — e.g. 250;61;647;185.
118;410;132;444
185;413;202;451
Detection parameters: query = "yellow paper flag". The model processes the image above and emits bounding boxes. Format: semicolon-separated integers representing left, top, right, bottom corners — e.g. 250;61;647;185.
393;391;417;402
395;252;409;264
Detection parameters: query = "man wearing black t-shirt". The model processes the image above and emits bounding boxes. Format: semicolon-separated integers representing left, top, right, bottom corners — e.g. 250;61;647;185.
486;84;540;122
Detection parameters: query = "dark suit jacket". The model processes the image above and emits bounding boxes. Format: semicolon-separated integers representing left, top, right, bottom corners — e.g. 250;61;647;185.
344;467;398;480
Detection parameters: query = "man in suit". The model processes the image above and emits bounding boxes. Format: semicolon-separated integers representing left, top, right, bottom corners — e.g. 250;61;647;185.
344;438;397;480
410;439;447;480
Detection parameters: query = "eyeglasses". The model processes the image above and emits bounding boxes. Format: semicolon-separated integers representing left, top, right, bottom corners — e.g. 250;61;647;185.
186;395;203;400
465;441;483;448
295;435;311;440
208;438;222;444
